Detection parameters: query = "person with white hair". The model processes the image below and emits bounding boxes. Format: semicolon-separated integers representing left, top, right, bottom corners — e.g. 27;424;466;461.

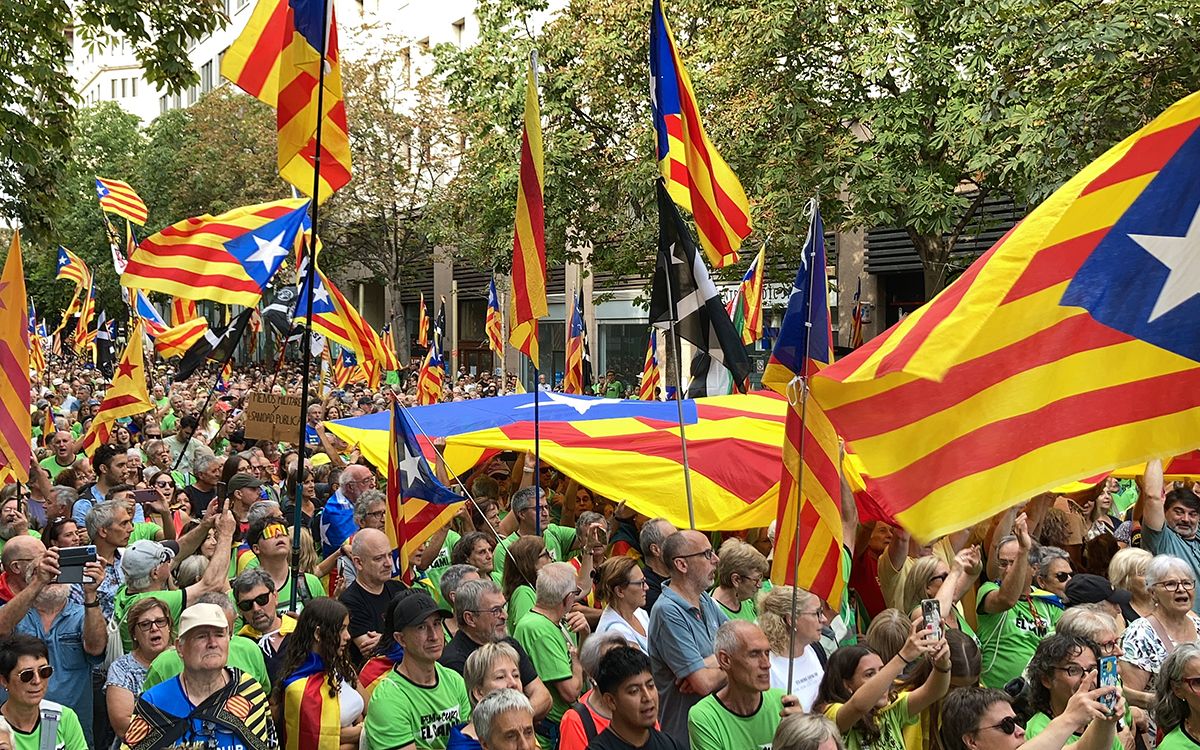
1121;554;1200;696
772;714;844;750
473;688;537;750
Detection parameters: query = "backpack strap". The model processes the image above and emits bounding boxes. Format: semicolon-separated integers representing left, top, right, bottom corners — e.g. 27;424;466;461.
813;642;828;669
38;703;61;750
572;701;598;741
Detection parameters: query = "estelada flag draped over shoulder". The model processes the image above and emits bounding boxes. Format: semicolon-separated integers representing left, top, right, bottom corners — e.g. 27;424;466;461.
649;0;751;269
762;203;843;607
509;57;547;363
813;90;1200;542
0;234;30;483
222;0;352;202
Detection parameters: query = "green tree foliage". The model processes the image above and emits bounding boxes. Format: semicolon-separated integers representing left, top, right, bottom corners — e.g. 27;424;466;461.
0;0;226;234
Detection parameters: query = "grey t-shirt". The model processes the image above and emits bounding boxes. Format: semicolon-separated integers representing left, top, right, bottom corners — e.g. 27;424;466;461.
647;585;727;750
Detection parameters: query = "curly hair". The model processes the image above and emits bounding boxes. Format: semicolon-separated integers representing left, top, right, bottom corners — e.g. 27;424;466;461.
274;597;356;701
1038;509;1072;548
1024;633;1096;717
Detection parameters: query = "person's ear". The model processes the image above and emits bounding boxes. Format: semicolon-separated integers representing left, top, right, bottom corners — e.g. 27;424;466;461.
600;691;616;713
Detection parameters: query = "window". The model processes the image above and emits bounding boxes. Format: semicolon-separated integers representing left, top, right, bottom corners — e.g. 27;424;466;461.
130;78;136;97
451;18;465;45
401;47;411;87
120;78;127;97
111;79;118;98
160;95;169;114
201;61;213;93
173;92;182;109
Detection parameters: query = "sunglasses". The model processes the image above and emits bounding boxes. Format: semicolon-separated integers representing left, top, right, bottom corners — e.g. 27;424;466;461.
154;480;174;488
15;665;53;684
260;523;288;540
928;573;949;585
978;716;1018;735
1054;571;1073;583
237;592;271;612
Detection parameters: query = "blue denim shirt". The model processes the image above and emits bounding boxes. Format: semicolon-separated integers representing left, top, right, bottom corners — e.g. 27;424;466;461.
17;602;102;748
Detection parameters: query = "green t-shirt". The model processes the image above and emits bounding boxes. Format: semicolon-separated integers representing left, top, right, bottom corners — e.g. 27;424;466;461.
1025;711;1122;750
112;587;186;651
129;522;162;544
161;413;178;433
423;530;462;608
10;701;86;750
142;636;271;692
0;530;40;557
715;597;757;623
493;524;577;578
688;688;787;750
513;610;575;731
1159;726;1200;750
823;693;917;750
364;664;471;750
508;585;537;629
39;454;81;481
976;581;1062;689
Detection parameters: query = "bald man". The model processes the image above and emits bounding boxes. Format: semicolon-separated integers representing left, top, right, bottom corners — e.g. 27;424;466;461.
340;527;406;661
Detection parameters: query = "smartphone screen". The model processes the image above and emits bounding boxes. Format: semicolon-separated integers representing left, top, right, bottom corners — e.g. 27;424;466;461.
921;599;942;641
1099;655;1119;712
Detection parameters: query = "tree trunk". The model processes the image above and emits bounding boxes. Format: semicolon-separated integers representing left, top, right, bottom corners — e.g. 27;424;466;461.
911;232;953;300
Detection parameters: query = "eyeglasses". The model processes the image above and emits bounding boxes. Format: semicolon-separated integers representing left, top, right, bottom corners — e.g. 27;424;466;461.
1182;676;1200;693
799;608;826;619
978;716;1019;736
136;617;170;632
1053;571;1073;583
364;510;386;521
154;480;174;488
467;605;506;618
236;592;272;612
15;665;53;684
624;578;649;588
1054;664;1098;678
677;549;716;561
1096;638;1120;655
1155;579;1197;592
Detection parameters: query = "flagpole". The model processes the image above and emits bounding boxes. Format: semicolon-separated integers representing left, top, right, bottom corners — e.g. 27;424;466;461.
785;197;820;694
289;0;331;612
661;259;697;530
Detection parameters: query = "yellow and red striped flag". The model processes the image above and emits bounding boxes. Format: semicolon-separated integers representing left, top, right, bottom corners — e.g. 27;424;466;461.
281;654;340;750
730;245;765;346
153;317;210;359
56;247;90;288
80;321;153;456
94;177;149;225
639;330;661;401
416;292;430;349
221;0;351;202
486;278;504;357
649;0;752;269
379;324;401;372
813;91;1200;542
0;234;30;483
293;259;387;387
508;57;547;363
563;290;585;394
171;297;198;328
416;340;445;406
73;282;97;354
763;204;843;608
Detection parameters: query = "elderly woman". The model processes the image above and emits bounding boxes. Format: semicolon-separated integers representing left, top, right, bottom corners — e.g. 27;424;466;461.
710;538;768;622
758;585;827;709
1121;555;1200;696
1032;546;1074;606
1154;643;1200;749
558;633;630;750
1058;604;1152;727
448;642;523;750
106;597;174;737
1109;547;1154;621
1025;632;1132;750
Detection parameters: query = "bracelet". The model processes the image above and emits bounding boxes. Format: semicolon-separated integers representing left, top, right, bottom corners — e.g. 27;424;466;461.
899;653;919;667
83;600;99;608
523;467;534;473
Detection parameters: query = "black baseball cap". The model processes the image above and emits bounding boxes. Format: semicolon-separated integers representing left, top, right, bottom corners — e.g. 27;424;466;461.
1066;573;1133;619
388;590;450;632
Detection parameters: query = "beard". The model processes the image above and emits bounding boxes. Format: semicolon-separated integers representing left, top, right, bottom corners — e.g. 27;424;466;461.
0;519;26;541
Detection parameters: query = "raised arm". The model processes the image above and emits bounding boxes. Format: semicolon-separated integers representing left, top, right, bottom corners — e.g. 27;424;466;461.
840;448;859;554
832;620;937;733
1141;458;1165;533
981;513;1031;615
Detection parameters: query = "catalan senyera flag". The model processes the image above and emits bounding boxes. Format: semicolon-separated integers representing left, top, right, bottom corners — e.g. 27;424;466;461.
386;402;466;576
486;278;504;356
80;321;153;456
153;316;210;359
171;297;198;327
639;330;661;400
763;202;843;607
563;289;585;394
73;282;97;354
94;176;149;225
221;0;352;202
730;245;765;346
282;653;340;750
812;91;1200;543
122;198;309;307
56;247;90;288
509;57;547;363
416;340;445;406
0;234;30;483
649;0;751;269
416;292;430;348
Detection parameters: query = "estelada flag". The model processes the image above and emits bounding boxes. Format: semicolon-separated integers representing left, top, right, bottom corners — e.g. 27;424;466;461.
813;90;1200;541
0;234;30;483
221;0;351;202
56;247;90;288
649;0;751;268
94;176;149;225
80;321;153;456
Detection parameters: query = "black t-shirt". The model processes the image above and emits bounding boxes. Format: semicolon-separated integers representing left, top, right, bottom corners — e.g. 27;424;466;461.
588;728;683;750
439;631;539;687
341;579;407;639
644;566;669;614
184;484;215;517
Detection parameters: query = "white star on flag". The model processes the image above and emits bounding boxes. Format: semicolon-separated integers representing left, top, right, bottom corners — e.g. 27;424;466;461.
1130;202;1200;322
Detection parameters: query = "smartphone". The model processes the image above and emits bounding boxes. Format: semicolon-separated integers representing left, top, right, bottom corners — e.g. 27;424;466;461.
133;488;160;506
215;481;228;510
56;545;98;584
1099;655;1119;713
921;599;942;641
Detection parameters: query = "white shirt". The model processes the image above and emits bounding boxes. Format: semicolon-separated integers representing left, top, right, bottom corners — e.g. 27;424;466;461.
339;678;364;726
597;606;650;653
769;646;824;711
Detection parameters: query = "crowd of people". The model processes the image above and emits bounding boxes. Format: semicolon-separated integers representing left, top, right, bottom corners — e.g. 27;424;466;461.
3;354;1200;750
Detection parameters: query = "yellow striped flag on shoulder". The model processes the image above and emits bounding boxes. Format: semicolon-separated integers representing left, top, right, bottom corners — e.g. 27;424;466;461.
813;90;1200;542
94;177;149;225
649;0;751;269
0;234;30;482
509;57;547;363
221;0;351;202
762;204;843;608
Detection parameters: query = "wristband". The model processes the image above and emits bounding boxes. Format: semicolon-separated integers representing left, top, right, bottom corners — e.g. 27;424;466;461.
83;600;99;608
899;653;919;667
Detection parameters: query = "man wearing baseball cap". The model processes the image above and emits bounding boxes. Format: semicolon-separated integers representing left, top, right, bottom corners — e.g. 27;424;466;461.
112;507;235;650
364;590;471;750
226;472;264;532
122;603;275;749
1065;573;1138;625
